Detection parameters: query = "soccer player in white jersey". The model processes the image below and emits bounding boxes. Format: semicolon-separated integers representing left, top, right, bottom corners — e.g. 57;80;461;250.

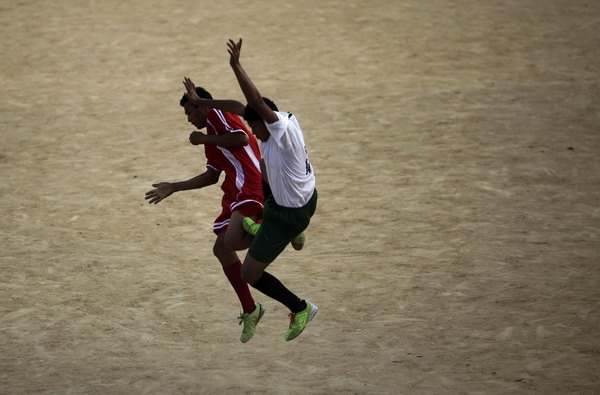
184;38;318;341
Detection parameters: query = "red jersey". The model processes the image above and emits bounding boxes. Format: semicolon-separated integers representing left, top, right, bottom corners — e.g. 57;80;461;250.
204;109;264;211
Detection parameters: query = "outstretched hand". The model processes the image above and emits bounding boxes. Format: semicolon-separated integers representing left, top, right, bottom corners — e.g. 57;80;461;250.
145;182;175;204
227;38;242;67
183;77;201;105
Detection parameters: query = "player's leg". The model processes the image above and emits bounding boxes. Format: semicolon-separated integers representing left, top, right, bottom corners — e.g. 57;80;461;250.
243;197;318;340
224;199;263;251
213;231;255;313
224;210;256;251
242;191;316;251
213;229;264;342
242;254;305;311
212;229;240;267
241;217;303;310
290;190;317;250
242;254;316;341
242;215;305;250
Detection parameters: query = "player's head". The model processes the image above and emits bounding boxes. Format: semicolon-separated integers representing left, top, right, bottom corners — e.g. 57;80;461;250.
244;98;278;142
180;87;213;129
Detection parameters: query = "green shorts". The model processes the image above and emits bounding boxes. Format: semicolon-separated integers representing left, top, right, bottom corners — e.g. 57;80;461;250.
248;189;318;264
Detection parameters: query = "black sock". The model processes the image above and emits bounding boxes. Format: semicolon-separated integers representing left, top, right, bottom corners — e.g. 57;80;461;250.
251;272;307;313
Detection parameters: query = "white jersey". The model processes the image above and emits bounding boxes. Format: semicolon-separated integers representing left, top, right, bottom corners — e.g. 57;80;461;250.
261;111;315;208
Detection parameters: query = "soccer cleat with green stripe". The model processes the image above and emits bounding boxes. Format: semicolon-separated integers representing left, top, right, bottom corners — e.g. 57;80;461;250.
242;217;261;236
238;303;265;343
284;301;318;341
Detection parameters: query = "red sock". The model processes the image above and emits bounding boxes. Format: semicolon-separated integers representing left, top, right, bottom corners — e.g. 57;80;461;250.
222;261;255;313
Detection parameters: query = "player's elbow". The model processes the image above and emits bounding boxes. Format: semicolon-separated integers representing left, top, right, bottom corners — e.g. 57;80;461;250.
232;102;247;116
208;175;220;185
229;131;249;147
206;169;221;185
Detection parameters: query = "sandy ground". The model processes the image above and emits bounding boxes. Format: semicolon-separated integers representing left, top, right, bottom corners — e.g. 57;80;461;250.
1;0;599;393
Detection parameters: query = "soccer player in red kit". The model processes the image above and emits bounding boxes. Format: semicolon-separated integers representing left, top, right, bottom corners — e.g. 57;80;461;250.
145;85;265;343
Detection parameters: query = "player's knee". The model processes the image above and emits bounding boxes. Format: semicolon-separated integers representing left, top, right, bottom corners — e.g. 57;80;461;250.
223;236;237;251
212;242;220;257
224;234;251;252
241;266;260;285
241;269;255;284
212;239;229;259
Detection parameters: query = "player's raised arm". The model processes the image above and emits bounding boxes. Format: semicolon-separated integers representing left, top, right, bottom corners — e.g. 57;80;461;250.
227;38;278;124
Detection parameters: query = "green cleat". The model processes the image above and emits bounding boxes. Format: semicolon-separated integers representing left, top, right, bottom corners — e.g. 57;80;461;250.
238;303;265;343
242;217;261;236
284;301;318;341
291;232;305;251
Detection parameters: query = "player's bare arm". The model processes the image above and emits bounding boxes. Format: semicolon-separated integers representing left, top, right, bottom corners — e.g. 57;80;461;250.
227;38;278;124
183;77;246;116
145;168;220;204
189;130;249;147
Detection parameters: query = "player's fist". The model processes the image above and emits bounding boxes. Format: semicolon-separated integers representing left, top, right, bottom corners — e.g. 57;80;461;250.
189;131;206;145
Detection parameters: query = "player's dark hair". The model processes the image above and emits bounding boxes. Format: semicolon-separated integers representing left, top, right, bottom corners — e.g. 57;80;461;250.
243;97;278;122
180;87;213;107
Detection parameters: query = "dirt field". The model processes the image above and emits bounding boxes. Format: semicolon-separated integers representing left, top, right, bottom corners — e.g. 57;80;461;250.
1;0;599;393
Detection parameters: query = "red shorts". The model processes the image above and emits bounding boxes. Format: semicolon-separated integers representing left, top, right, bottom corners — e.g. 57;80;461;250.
213;194;263;234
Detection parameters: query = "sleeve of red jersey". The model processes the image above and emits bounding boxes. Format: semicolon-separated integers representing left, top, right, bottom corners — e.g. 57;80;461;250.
208;109;248;136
